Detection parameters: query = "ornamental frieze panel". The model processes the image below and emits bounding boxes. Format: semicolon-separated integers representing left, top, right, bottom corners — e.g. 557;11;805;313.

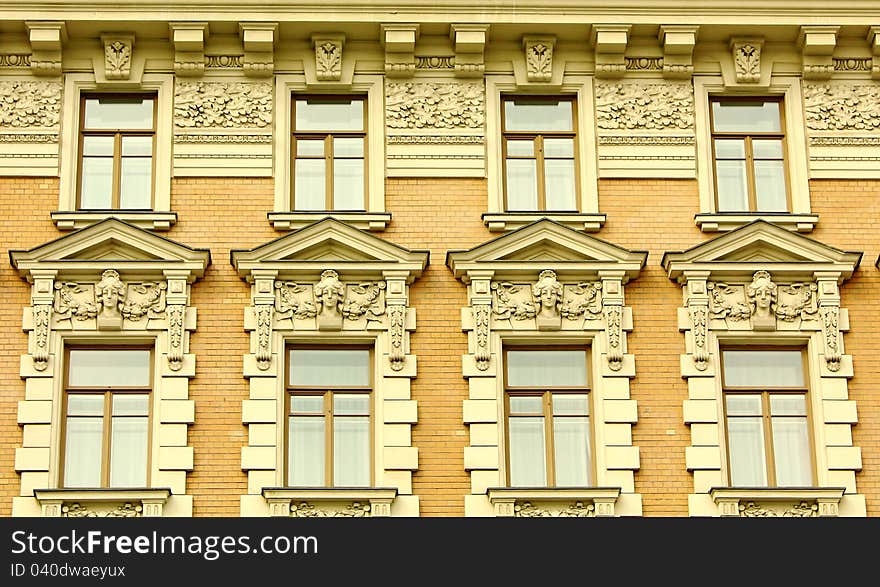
706;271;820;331
288;501;373;518
491;271;604;331
62;502;143;518
0;81;62;128
803;83;880;132
385;81;484;129
736;501;819;518
594;82;694;131
271;272;387;331
174;81;272;128
53;271;168;329
513;501;596;518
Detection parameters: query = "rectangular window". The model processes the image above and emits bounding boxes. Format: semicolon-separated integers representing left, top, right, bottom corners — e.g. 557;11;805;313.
77;94;156;210
62;348;152;488
710;97;789;213
504;348;591;487
501;96;578;212
722;348;814;488
291;96;367;211
286;347;372;487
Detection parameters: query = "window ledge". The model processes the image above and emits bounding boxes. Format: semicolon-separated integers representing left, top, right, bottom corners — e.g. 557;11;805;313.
486;487;621;517
709;487;846;517
268;212;392;232
483;212;606;233
52;211;178;232
695;213;819;233
33;487;172;517
261;487;398;517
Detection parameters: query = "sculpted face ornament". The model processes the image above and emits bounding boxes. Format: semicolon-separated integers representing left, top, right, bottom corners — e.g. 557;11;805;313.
532;270;563;330
95;269;125;330
314;269;345;330
747;270;778;331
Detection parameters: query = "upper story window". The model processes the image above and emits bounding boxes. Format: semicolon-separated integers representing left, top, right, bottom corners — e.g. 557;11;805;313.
78;94;156;210
292;96;367;212
504;348;592;488
722;348;813;488
710;98;788;213
62;348;152;489
287;347;372;487
502;96;578;212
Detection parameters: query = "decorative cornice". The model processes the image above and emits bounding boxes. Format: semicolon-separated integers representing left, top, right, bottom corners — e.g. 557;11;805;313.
174;133;272;144
833;57;872;72
625;56;664;71
415;56;455;69
174;81;272;128
239;22;276;77
381;23;419;77
169;22;207;77
0;54;31;67
809;136;880;146
595;82;694;131
597;135;695;145
0;132;59;143
386;134;484;145
206;55;242;68
385;81;484;129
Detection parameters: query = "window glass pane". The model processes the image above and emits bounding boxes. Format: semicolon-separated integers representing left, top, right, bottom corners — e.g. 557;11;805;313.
84;97;154;130
64;417;103;487
67;394;105;416
553;416;591;486
505;159;538;210
332;158;365;210
726;395;762;417
723;350;804;387
333;416;370;486
553;394;589;416
727;417;768;486
289;416;325;486
289;349;370;387
544;159;577;210
69;350;151;387
754;159;787;212
112;394;149;416
770;395;807;416
296;139;324;157
711;101;781;133
715;159;748;211
109;417;148;487
509;396;543;415
714;139;745;159
291;396;324;414
82;136;114;156
504;99;573;132
753;139;783;159
772;418;812;486
119;157;152;209
506;140;534;157
334;137;363;157
295;97;363;131
121;136;152;156
543;138;574;158
507;350;587;388
80;157;113;208
508;417;546;487
294;159;326;210
334;394;369;416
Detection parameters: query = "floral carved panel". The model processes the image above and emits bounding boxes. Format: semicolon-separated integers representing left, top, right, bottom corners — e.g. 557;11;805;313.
174;81;272;128
594;82;694;131
385;82;484;129
803;83;880;132
0;81;62;128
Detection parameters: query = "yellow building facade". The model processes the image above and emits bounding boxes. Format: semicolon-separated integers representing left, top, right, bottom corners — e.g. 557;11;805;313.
1;2;879;518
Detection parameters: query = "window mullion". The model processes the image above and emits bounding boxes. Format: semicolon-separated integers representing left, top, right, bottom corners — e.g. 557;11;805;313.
112;133;122;209
544;391;555;487
326;135;334;210
762;392;777;487
102;390;112;488
325;391;333;487
536;136;547;211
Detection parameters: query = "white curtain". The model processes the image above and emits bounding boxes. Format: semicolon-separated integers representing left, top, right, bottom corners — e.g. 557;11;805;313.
509;417;546;487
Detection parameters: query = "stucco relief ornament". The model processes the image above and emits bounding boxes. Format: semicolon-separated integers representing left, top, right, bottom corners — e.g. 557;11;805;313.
105;40;132;80
746;270;778;331
314;270;345;330
525;41;553;82
559;502;596;517
274;282;318;319
605;305;624;371
174;81;272;128
315;40;342;81
95;269;126;330
690;305;709;371
121;282;167;321
491;282;536;321
166;304;185;371
514;502;552;517
707;282;751;322
561;282;603;321
532;270;563;330
776;283;819;322
802;84;880;131
31;304;51;371
821;306;841;372
54;282;98;321
734;43;761;83
254;304;273;370
388;304;406;372
0;81;62;128
341;282;386;321
385;82;485;129
594;83;695;131
473;303;491;371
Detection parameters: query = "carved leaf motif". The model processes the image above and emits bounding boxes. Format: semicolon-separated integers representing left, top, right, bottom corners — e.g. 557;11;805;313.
388;305;406;371
473;304;491;371
32;304;51;371
561;282;603;320
776;283;818;322
121;282;167;321
734;44;761;82
594;82;694;130
316;41;342;79
341;282;386;320
821;306;841;372
0;81;62;128
605;305;623;371
385;82;484;129
803;83;880;131
707;282;752;321
54;282;98;321
166;304;185;371
275;282;318;319
690;305;709;371
105;41;132;76
174;82;273;128
491;282;537;320
255;304;273;370
526;43;553;79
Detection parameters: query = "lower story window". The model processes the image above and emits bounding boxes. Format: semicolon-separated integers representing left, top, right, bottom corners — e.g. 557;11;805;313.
62;348;152;488
286;347;372;487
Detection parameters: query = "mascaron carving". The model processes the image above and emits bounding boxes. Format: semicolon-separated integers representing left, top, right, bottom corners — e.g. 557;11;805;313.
385;82;484;129
707;271;818;330
315;40;343;81
594;82;694;131
733;42;762;83
492;273;604;328
174;81;272;128
803;83;880;132
104;39;133;80
0;81;62;128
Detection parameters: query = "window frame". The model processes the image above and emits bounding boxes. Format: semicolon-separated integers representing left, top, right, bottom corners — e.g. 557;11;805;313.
59;345;154;489
284;344;375;488
502;346;594;488
500;95;580;213
76;93;158;211
290;94;369;212
708;95;791;214
720;346;817;488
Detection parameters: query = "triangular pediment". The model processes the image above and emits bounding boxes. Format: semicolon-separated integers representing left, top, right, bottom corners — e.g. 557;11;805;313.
231;218;429;280
662;220;862;282
9;218;211;279
447;219;647;282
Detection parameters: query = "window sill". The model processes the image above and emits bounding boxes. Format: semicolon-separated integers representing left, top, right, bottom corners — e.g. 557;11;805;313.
482;212;606;233
261;487;398;517
268;212;392;232
694;213;819;233
709;487;845;517
52;211;178;232
34;487;172;517
486;487;621;517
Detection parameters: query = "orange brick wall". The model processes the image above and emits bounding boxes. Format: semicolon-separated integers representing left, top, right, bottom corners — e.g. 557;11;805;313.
1;175;879;517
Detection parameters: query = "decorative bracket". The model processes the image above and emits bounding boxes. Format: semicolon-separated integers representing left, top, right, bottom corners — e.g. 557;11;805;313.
239;22;277;77
591;25;630;78
450;24;489;78
169;22;208;77
25;21;66;76
251;270;278;371
815;272;842;372
658;25;698;80
467;271;494;372
600;272;625;371
384;271;409;372
799;26;839;81
381;24;420;77
869;27;880;80
523;35;556;82
312;34;345;82
30;270;57;372
730;37;763;84
101;34;134;81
